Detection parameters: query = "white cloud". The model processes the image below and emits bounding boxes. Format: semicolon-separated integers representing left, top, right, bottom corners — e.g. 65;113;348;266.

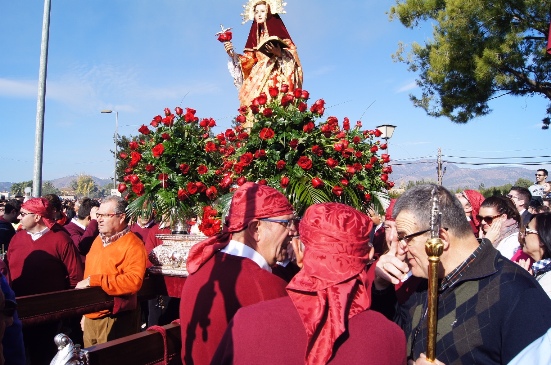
396;81;417;93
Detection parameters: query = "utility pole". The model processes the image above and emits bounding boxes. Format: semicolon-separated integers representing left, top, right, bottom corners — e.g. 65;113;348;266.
436;148;446;186
32;0;52;197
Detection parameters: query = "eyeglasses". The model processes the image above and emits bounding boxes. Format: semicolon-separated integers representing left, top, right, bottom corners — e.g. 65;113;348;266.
525;227;539;236
1;299;16;317
397;228;431;246
476;214;502;225
259;217;300;230
19;211;34;218
96;213;124;219
536;174;545;177
506;194;519;200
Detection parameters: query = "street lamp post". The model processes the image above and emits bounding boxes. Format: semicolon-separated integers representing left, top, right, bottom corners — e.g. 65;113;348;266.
101;110;119;189
376;124;396;156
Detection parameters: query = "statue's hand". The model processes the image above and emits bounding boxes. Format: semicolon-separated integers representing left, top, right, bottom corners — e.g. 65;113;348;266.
265;42;282;57
223;41;234;55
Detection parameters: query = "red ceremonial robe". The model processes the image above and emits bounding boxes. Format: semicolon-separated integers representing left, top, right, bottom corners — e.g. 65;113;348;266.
212;296;407;365
179;251;288;365
6;225;83;296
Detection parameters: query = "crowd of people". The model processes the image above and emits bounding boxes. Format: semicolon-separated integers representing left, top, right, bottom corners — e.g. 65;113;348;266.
0;168;550;364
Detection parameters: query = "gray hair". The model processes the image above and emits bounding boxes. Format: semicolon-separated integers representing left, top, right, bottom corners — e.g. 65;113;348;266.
102;195;129;222
393;184;473;239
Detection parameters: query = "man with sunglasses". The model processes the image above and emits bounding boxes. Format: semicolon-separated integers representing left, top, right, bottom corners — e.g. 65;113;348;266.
5;197;83;364
371;184;551;365
180;182;297;365
75;195;147;347
529;169;548;201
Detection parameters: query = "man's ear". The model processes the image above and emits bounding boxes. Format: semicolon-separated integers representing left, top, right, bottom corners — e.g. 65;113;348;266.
440;227;451;251
245;219;261;241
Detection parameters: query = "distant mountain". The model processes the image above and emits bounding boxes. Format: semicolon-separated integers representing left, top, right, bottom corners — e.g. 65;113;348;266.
392;160;535;190
0;164;539;193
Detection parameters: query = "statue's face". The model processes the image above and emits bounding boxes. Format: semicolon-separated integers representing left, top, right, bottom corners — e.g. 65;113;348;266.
254;4;268;24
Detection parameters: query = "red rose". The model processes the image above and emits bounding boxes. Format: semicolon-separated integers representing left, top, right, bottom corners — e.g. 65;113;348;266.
340;178;349;186
233;163;245;174
205;141;217;153
150;115;162;127
257;93;268;105
356;184;365;191
258;179;267;185
326;158;338;168
387;181;395;189
374;129;382;137
240;152;253;165
311;145;323;157
276;160;286;170
297;156;313;170
303;121;315;133
355;151;363;158
179;163;190;174
145;164;155;172
219;175;233;189
381;174;389;182
382;166;393;174
346;165;356;174
254;149;266;159
162;115;174;127
132;182;145;195
161;133;171;140
124;168;133;174
356;120;362;128
370;146;378;153
158;173;169;188
138;125;150;135
262;108;273;117
186;182;198;194
117;183;127;193
238;105;248;115
206;186;218;200
353;136;361;144
293;88;303;98
301;90;310;99
342;148;354;158
177;188;189;201
195;182;206;193
152;143;164;158
129;174;140;184
208;118;216;127
334;142;345;152
250;105;260;114
343;117;350;131
380;143;388;150
236;115;246;124
289;139;299;149
225;129;237;141
370;156;378;164
199;118;209;128
353;163;363;172
217;30;232;42
332;186;343;196
119;152;128;159
364;163;373;170
259;128;275;140
269;87;279;97
237;177;246;186
281;84;289;93
175;106;183;116
184;108;198;123
310;99;326;115
381;154;391;163
311;177;324;188
129;141;138;150
298;102;307;112
364;193;372;201
123;175;130;182
281;94;294;107
238;132;249;140
280;176;290;188
197;165;208;174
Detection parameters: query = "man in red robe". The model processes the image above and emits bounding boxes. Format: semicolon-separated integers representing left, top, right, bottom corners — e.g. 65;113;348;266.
212;202;406;365
6;197;83;364
180;182;297;365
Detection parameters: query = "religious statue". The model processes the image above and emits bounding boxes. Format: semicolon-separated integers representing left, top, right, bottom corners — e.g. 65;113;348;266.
218;0;303;111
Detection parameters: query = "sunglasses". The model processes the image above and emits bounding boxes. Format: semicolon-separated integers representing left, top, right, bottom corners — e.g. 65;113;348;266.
476;214;502;225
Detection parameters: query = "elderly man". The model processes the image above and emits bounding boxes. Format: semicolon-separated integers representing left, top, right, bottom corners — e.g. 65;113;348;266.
372;184;551;365
180;182;297;365
76;196;147;347
6;197;83;364
212;203;406;365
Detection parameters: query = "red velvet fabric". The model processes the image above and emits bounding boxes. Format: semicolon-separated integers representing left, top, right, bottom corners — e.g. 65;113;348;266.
244;12;293;51
212;296;407;365
286;203;374;365
180;252;288;365
186;182;293;274
463;190;485;229
21;197;56;229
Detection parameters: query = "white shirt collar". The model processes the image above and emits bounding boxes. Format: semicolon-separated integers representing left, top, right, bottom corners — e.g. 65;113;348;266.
72;218;86;230
220;239;272;272
27;227;50;241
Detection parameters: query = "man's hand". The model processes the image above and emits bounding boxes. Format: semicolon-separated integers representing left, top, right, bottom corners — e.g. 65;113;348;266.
75;277;91;289
410;353;445;365
90;206;98;221
374;238;409;290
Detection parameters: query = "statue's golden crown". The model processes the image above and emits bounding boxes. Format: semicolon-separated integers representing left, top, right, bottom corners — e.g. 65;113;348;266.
241;0;287;24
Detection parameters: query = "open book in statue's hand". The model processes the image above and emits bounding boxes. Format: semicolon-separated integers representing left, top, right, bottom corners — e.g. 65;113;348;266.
256;36;288;56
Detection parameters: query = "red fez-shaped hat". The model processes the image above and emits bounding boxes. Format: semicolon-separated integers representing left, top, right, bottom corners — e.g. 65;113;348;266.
21;197;56;229
186;182;293;274
287;202;375;365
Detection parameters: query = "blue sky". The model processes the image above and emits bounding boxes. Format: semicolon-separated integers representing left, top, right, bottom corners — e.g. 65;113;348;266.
1;1;549;184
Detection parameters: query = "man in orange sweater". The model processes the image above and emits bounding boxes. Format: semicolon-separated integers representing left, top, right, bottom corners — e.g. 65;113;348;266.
75;196;147;347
